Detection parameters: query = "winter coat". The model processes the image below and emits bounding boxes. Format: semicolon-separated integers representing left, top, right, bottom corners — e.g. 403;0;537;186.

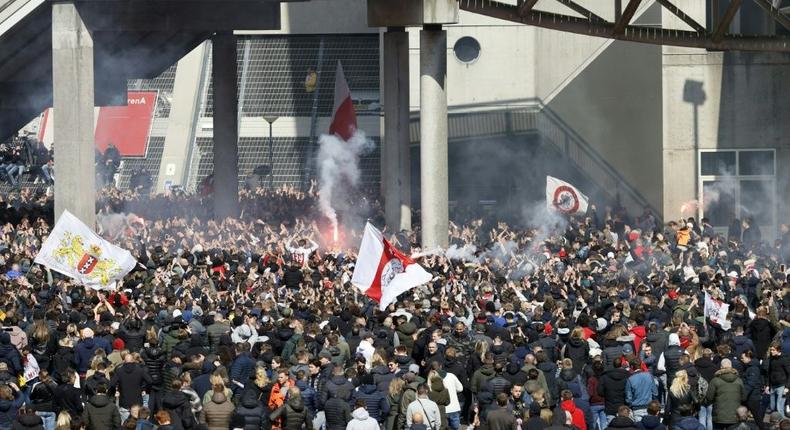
741;361;762;396
385;392;401;430
636;414;666;430
201;392;234;430
74;338;110;374
645;331;669;358
694;357;718;382
598;367;629;415
12;413;43;430
561;399;587;430
28;380;56;413
666;388;695;426
110;362;152;408
229;352;256;391
82;394;121;430
705;368;746;425
269;396;312;430
731;336;755;358
487;374;513;397
563;337;590;374
141;347;166;387
118;324;146;352
51;346;75;384
428;380;450;429
346;408;381;430
53;383;83;417
471;364;496;394
0;390;24;430
674;416;707;430
487;405;518;430
235;391;268;430
321;375;354;406
371;365;397;392
748;318;775;359
503;362;528;387
608;416;638;430
161;391;196;430
352;384;390;423
765;354;790;387
524;416;548;430
0;333;22;376
324;396;352;430
206;322;230;351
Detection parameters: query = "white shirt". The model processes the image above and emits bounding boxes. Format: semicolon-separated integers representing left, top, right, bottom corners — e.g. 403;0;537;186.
286;240;318;266
356;339;375;370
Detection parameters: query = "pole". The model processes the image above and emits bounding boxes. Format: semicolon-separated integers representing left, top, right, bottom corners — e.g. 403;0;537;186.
268;120;274;189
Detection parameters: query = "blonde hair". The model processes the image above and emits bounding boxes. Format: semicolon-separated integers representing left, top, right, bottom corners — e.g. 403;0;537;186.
210;373;226;389
540;408;553;423
669;370;690;398
55;411;72;430
255;367;269;388
388;378;405;396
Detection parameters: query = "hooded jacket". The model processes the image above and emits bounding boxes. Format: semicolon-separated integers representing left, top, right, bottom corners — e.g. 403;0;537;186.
161;390;196;430
141;346;166;387
636;414;666;430
0;389;24;430
705;368;745;425
110;362;152;408
74;337;110;374
0;333;22;376
346;408;380;430
561;399;587;430
608;416;638;430
598;367;629;415
82;394;121;430
269;395;312;430
471;364;496;394
201;392;234;430
563;337;590;373
12;412;43;430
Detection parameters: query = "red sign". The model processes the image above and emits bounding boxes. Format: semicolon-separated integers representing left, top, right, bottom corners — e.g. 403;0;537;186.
94;92;157;157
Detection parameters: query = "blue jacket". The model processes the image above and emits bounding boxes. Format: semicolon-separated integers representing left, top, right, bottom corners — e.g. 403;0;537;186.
351;384;390;423
74;337;111;374
625;371;657;408
229;352;255;392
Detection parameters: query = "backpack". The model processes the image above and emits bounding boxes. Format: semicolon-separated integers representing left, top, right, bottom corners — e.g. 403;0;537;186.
695;377;709;403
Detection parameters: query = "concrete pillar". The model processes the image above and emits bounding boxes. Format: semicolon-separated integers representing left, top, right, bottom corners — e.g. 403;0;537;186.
157;42;207;192
419;25;448;248
52;1;96;228
211;32;239;219
383;27;412;232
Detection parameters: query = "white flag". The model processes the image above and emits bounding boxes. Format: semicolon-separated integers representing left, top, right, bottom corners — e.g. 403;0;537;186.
35;210;137;290
704;292;731;330
546;176;589;215
352;223;432;311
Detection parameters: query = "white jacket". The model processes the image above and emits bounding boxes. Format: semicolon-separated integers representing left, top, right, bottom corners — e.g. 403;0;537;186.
356;340;375;370
346;408;380;430
442;371;464;413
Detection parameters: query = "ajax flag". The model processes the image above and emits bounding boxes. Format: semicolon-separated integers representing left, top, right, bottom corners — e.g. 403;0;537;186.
351;223;432;311
704;292;731;330
35;210;137;290
547;176;589;215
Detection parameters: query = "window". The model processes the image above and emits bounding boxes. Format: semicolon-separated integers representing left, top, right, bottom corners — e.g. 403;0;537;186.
698;149;776;236
453;37;481;64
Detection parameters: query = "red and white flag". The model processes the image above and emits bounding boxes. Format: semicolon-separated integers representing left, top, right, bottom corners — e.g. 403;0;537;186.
546;176;589;216
704;292;732;330
328;61;357;141
351;223;432;311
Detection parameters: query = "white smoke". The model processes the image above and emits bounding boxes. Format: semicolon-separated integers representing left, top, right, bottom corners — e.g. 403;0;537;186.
317;130;375;235
445;244;479;262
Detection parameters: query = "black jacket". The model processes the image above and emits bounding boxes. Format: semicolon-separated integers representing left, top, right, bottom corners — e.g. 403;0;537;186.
235;392;268;430
323;397;352;430
54;384;83;417
765;355;790;387
110;362;152;408
29;380;57;413
161;391;196;430
82;394;121;430
141;347;166;387
598;368;629;415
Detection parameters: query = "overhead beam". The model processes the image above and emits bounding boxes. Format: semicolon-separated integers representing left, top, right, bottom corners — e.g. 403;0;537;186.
459;0;790;52
518;0;540;16
613;0;642;34
76;1;281;31
713;0;743;43
752;0;790;33
656;0;707;33
556;0;606;22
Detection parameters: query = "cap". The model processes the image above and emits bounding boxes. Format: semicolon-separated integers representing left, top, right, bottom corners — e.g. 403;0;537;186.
318;350;332;360
408;364;420;374
113;338;125;351
403;372;417;383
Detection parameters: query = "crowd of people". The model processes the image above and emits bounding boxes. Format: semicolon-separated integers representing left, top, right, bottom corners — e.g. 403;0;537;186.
0;135;53;189
0;181;789;430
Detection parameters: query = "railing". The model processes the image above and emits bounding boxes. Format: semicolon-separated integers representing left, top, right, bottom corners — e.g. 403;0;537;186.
409;99;659;217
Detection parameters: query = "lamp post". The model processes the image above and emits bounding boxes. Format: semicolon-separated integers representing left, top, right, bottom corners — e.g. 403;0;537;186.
263;116;278;189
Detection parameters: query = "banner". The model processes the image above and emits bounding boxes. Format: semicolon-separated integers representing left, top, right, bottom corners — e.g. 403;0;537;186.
38;91;157;157
34;211;137;290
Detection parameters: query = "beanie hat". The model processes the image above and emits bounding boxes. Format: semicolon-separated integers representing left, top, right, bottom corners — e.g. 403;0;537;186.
113;338;125;351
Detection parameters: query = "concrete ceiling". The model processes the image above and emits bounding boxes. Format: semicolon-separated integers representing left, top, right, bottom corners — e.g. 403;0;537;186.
0;0;300;140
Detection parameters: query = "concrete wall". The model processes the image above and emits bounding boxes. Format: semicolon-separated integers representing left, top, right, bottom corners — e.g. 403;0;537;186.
547;40;664;214
662;49;790;232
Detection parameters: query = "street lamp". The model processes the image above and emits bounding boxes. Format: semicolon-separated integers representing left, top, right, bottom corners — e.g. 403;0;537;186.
263;116;278;189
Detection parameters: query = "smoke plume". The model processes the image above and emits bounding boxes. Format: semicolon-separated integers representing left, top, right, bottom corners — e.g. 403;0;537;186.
317;130;375;238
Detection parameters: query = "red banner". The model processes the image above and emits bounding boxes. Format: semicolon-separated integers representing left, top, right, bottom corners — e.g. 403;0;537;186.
94;92;157;157
38;91;157;157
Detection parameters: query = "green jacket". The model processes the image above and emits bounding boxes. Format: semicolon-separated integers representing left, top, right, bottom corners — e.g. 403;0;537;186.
471;364;496;394
705;367;746;425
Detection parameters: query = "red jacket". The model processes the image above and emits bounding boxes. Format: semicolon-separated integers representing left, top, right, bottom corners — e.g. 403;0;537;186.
561;399;587;430
630;326;646;352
